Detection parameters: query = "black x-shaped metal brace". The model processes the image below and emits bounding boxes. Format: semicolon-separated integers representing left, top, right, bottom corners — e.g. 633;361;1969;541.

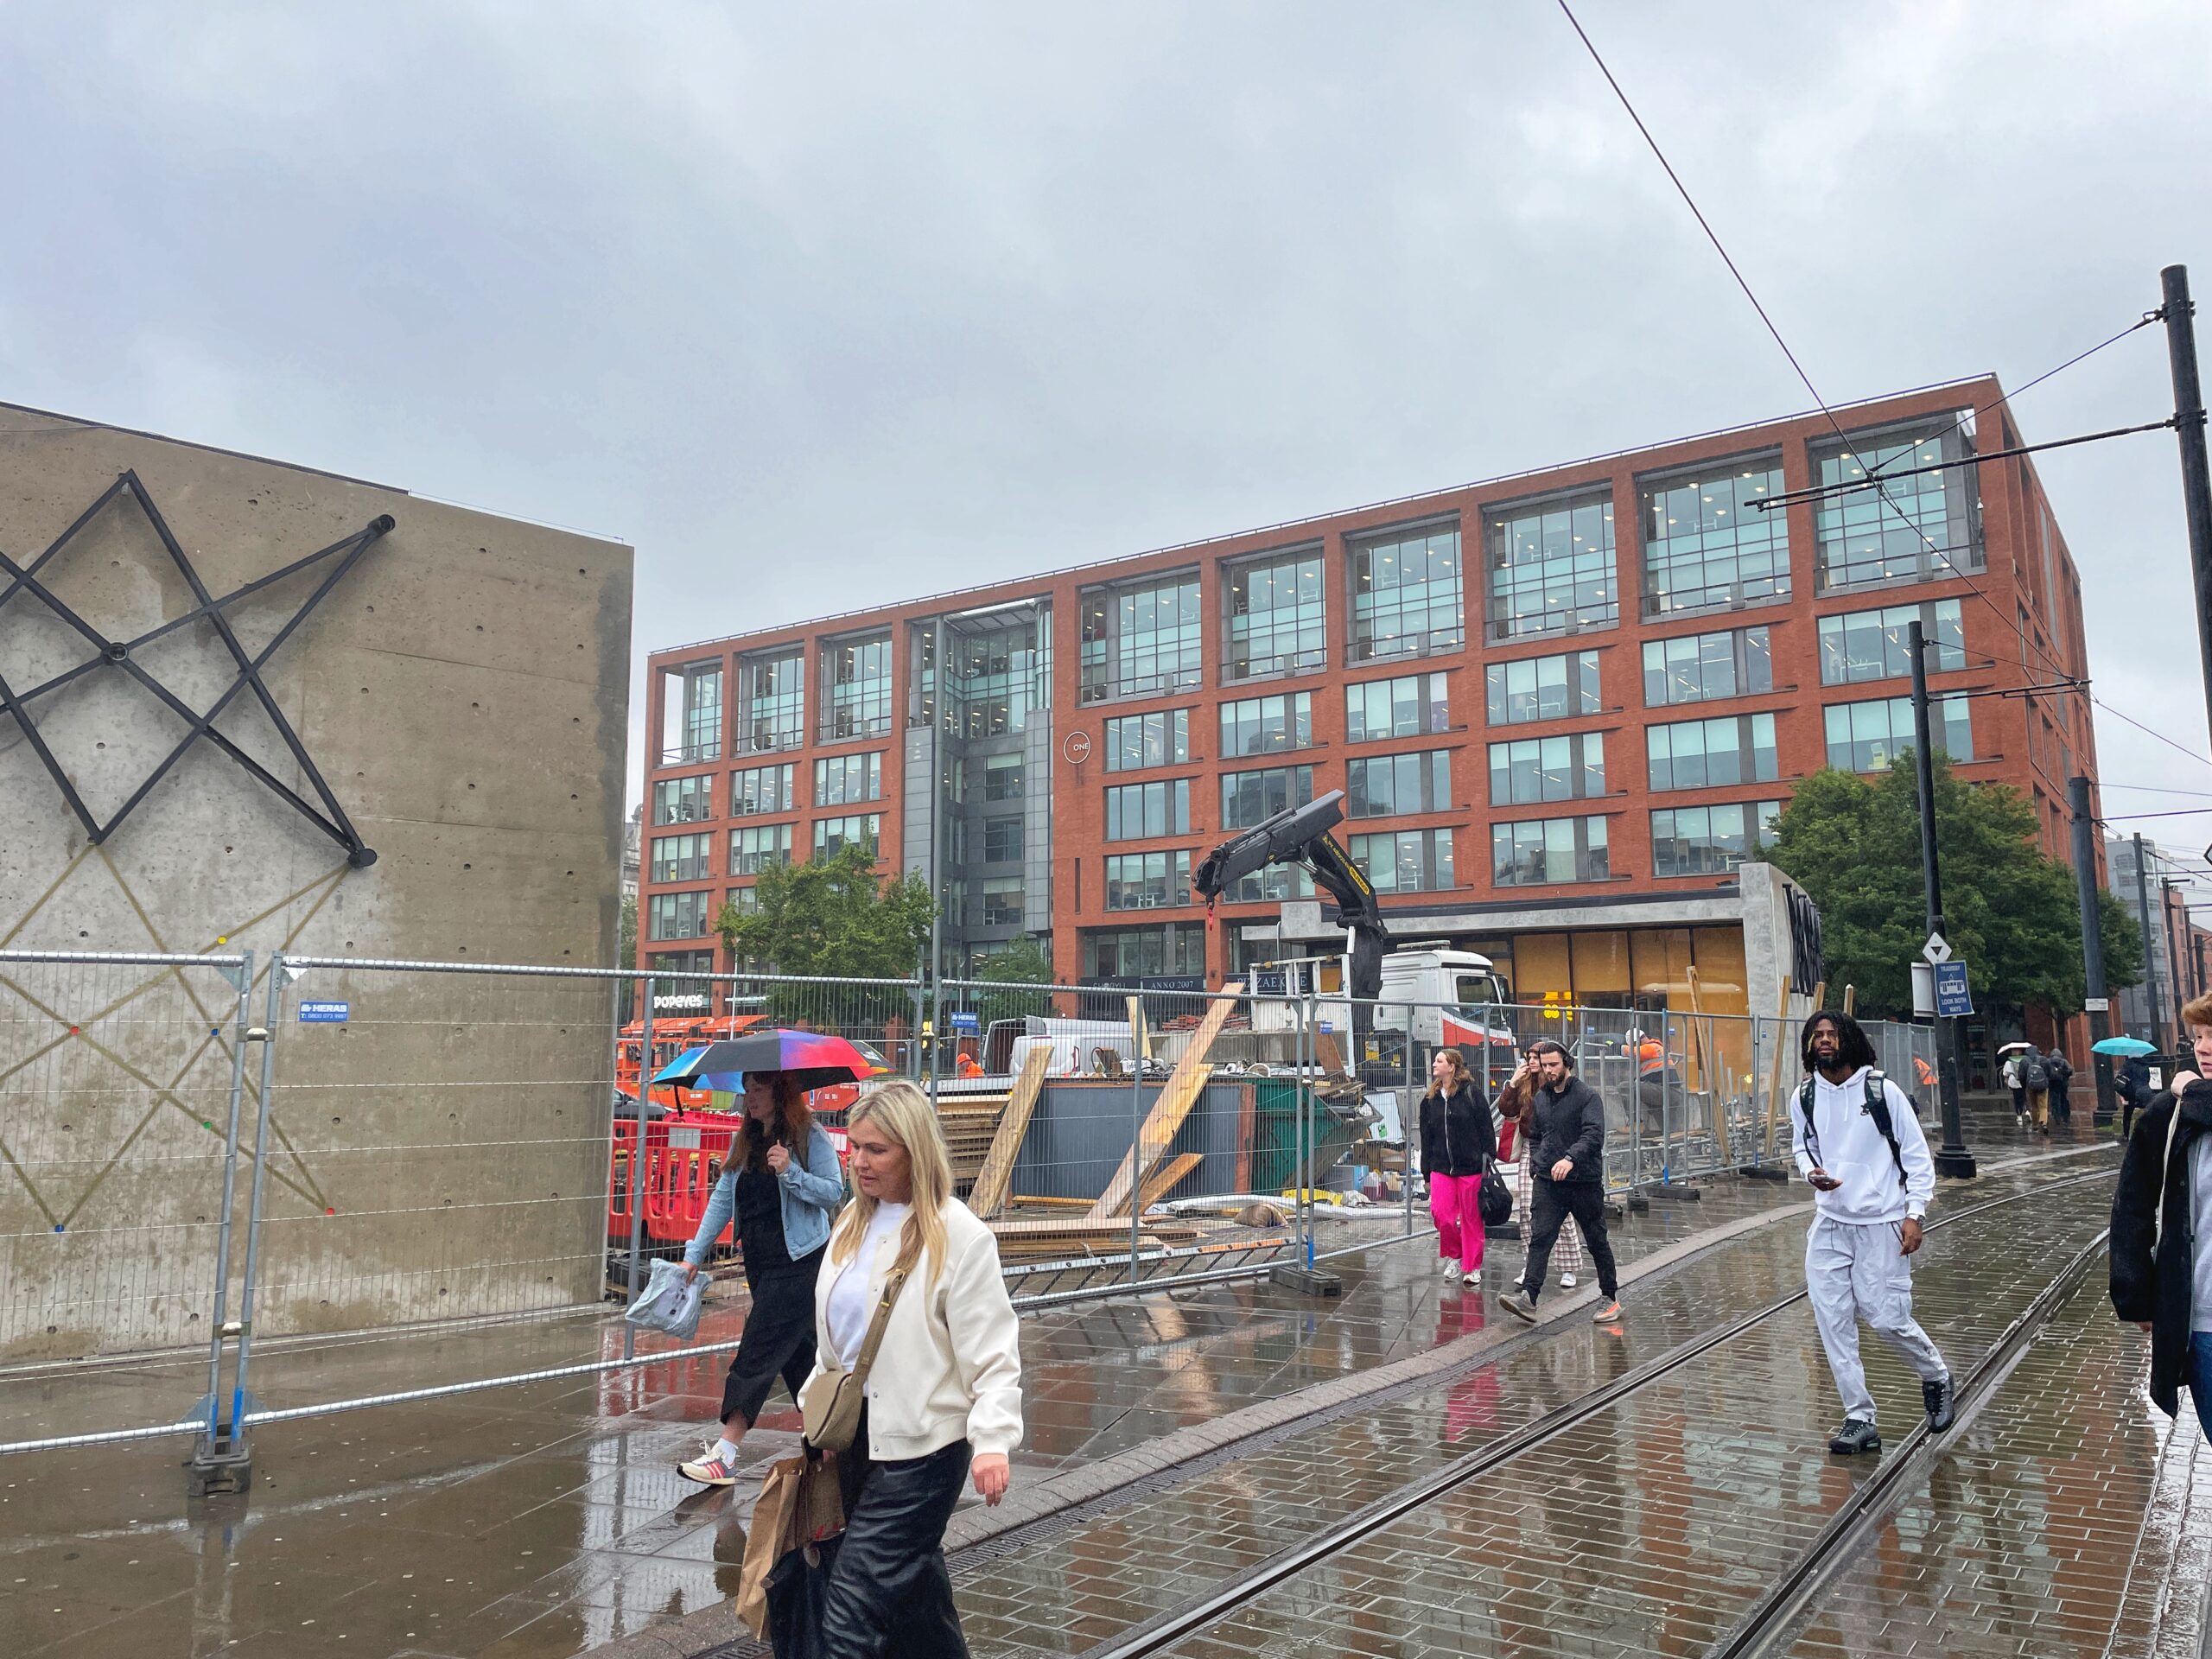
0;472;391;866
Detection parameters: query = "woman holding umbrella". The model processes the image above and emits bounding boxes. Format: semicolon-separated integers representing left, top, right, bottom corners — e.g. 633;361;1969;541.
673;1042;852;1487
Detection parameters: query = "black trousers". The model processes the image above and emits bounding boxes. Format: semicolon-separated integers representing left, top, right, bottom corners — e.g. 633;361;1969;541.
720;1246;824;1427
1522;1178;1618;1304
820;1415;973;1659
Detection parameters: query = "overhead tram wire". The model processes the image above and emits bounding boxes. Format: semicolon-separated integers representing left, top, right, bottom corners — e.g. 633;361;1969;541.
1551;0;2184;755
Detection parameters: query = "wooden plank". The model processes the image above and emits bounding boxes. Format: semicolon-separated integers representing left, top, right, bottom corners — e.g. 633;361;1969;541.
1135;1151;1203;1214
967;1046;1052;1218
1314;1030;1348;1077
1685;965;1730;1166
1088;981;1245;1218
1762;974;1793;1157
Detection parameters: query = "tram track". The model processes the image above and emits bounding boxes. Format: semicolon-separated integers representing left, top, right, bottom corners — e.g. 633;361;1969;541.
1074;1163;2120;1659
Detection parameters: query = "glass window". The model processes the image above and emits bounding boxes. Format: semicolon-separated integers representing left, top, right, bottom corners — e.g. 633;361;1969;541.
982;816;1023;862
1486;493;1618;639
1490;817;1611;887
819;633;894;741
812;814;881;860
659;660;723;764
1226;548;1326;681
1816;599;1967;684
813;752;883;807
983;754;1024;801
646;889;713;941
722;887;760;917
650;832;713;883
1822;696;1974;772
1487;733;1605;806
1226;863;1316;904
652;774;713;826
1104;850;1193;911
729;822;794;874
1080;922;1206;980
1350;524;1463;662
1814;415;1984;589
1348;750;1452;817
1079;573;1204;702
980;877;1024;927
1219;691;1314;758
1103;709;1190;771
938;611;1050;739
739;648;806;753
1345;671;1450;742
1220;764;1314;830
1649;800;1786;876
1104;779;1192;841
1640;460;1789;615
730;764;795;817
1645;715;1779;791
1484;651;1603;726
1348;829;1456;893
1641;627;1774;706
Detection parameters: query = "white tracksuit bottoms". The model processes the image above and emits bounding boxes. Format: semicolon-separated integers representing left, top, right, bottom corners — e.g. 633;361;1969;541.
1805;1214;1948;1424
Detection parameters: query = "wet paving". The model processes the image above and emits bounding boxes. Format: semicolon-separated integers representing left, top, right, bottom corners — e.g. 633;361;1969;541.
0;1103;2149;1658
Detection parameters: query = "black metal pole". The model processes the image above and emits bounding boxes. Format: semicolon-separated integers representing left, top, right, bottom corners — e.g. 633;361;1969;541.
1910;620;1974;1177
2160;265;2212;753
2069;775;2118;1126
2134;833;2165;1052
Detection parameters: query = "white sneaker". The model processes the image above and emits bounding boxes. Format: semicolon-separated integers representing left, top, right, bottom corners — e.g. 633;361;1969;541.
1560;1272;1578;1289
1461;1271;1484;1287
1442;1258;1464;1279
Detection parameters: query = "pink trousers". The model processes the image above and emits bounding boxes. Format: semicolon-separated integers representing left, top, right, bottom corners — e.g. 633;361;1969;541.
1430;1171;1487;1272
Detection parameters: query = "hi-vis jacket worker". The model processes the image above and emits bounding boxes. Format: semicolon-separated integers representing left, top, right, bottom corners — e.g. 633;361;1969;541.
1789;1009;1955;1457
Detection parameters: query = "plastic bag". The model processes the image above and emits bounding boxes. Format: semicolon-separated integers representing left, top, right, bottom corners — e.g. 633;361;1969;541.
624;1256;708;1340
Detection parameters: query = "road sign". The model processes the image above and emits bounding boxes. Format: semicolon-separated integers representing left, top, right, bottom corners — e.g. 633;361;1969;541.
949;1010;981;1034
2085;996;2110;1013
1932;962;1973;1017
1923;931;1952;965
299;1001;349;1024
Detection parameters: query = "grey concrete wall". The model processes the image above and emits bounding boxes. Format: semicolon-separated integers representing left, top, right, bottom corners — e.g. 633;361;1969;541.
0;403;632;1357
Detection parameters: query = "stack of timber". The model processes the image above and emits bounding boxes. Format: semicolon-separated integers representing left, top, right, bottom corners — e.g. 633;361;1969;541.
1090;981;1245;1219
987;1216;1204;1262
935;1094;1010;1195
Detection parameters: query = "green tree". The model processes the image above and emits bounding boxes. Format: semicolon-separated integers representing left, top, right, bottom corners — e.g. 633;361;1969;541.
715;843;934;989
618;892;639;1020
969;936;1058;1028
1764;755;2144;1022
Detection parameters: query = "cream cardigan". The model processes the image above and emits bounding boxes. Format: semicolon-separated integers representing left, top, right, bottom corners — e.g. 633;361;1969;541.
809;1196;1024;1460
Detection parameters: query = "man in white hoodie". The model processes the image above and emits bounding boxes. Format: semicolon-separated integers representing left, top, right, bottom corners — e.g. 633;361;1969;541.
1791;1010;1955;1455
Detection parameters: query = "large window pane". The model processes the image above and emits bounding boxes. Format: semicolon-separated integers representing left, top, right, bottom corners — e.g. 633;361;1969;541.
1641;626;1772;706
1348;829;1455;893
1814;416;1984;589
1490;816;1609;886
1640;460;1789;615
740;648;805;753
819;633;893;741
1104;779;1192;841
1103;709;1190;771
1822;696;1973;772
1351;524;1463;661
660;660;723;764
1346;671;1450;742
1080;574;1204;702
1816;599;1967;684
1485;650;1603;724
1349;750;1452;817
1220;765;1314;830
1219;692;1314;757
1486;493;1618;640
1227;549;1327;680
1646;715;1778;791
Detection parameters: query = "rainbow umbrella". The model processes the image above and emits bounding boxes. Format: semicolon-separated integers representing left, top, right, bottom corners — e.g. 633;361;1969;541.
653;1029;887;1094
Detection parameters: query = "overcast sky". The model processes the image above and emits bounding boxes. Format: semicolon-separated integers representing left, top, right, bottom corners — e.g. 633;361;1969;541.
4;2;2211;904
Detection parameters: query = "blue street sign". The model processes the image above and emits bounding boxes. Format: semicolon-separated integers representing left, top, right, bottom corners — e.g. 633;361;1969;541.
1932;962;1973;1018
949;1010;981;1034
298;1001;349;1024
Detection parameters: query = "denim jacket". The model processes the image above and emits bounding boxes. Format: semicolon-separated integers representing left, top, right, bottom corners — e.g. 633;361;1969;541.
684;1123;844;1266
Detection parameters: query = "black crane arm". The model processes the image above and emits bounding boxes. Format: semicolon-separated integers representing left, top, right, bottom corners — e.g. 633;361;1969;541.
1191;790;1389;1006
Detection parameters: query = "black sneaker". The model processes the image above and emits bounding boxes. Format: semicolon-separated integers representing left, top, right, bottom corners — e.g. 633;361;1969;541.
1923;1376;1956;1433
1827;1418;1881;1455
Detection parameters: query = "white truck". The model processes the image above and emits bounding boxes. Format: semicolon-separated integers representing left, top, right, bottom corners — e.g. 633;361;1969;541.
1249;948;1514;1058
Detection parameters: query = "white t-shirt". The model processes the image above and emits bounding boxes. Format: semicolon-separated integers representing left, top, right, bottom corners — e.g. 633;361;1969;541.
825;1200;910;1366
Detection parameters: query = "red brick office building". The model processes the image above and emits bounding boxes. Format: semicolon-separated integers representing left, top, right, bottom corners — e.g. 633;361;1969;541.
639;377;2098;1025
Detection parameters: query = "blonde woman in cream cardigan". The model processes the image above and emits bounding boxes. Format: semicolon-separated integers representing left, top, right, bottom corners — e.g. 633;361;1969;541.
805;1079;1022;1657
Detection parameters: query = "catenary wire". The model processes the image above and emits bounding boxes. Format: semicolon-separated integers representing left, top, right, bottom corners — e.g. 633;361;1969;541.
1552;0;2186;770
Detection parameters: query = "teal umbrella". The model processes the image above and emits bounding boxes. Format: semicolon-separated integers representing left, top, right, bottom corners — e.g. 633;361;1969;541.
2092;1036;2158;1058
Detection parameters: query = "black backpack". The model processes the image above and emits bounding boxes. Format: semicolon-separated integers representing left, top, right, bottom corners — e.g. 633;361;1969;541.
1797;1069;1908;1189
2022;1054;2050;1090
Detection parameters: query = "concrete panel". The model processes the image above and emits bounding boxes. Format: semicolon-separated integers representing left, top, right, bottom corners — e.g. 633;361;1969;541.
0;403;633;1358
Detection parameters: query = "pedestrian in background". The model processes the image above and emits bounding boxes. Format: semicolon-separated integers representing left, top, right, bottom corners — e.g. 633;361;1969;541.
1419;1047;1497;1288
2120;1054;2155;1140
1793;1011;1954;1455
1498;1052;1585;1293
2002;1050;2026;1127
2111;994;2212;1443
2045;1046;2075;1128
1499;1040;1621;1325
2021;1047;2052;1135
810;1080;1022;1656
676;1071;846;1488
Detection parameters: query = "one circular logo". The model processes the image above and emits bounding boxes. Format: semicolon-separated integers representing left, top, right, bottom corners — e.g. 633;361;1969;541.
1063;730;1092;766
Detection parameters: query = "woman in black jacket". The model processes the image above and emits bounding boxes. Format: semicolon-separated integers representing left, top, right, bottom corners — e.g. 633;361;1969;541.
1420;1048;1497;1287
2111;995;2212;1439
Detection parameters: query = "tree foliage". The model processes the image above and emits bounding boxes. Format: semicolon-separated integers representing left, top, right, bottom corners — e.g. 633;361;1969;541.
715;845;935;982
1764;755;2144;1021
969;936;1058;1027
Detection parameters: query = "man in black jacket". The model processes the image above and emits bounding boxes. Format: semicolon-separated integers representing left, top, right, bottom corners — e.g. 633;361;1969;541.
1500;1040;1622;1325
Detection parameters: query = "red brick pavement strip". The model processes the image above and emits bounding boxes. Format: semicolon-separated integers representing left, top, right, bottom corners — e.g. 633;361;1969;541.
958;1166;2123;1659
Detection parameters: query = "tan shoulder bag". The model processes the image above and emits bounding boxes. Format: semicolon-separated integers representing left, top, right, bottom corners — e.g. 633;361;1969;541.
800;1262;912;1452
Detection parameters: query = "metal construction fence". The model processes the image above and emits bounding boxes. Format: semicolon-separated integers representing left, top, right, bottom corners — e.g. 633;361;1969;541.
0;949;1936;1474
